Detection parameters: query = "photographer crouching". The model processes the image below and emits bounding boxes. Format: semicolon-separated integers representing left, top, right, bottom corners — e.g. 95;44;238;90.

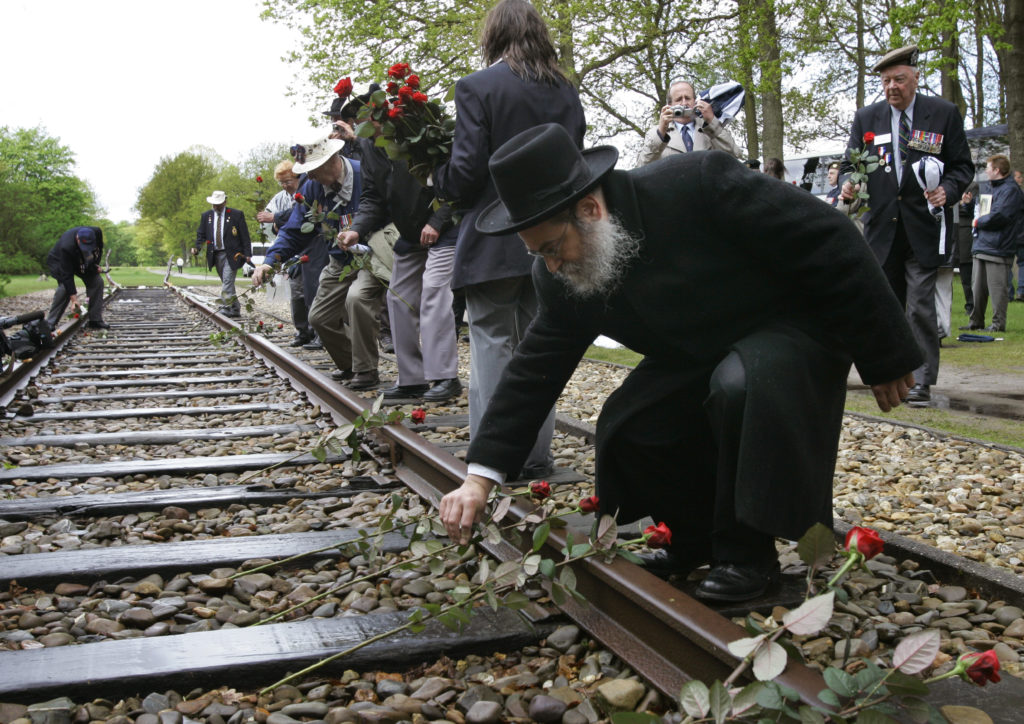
639;78;742;165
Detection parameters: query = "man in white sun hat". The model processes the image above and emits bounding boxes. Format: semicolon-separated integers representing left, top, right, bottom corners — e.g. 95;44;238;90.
193;190;252;318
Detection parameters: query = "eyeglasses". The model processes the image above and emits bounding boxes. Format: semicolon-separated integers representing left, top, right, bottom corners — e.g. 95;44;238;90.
524;220;570;258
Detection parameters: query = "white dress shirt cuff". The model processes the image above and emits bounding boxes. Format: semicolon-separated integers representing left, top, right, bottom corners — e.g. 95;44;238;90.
467;462;506;485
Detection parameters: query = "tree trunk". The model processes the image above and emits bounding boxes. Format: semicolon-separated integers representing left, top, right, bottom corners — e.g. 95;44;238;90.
856;0;866;108
758;0;785;161
975;4;985;126
1005;0;1024;162
736;0;760;159
939;3;967;115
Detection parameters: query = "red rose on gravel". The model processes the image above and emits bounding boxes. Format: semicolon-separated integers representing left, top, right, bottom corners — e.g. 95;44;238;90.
644;522;672;549
256;175;263;183
300;254;310;263
844;526;883;560
406;74;420;88
258;320;264;327
387;62;410;79
579;495;599;513
530;481;551;499
410;408;426;424
333;77;353;98
863;131;875;144
961;650;1001;686
294;192;304;202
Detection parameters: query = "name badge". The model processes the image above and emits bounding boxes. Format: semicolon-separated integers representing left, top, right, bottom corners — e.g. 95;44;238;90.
872;133;892;145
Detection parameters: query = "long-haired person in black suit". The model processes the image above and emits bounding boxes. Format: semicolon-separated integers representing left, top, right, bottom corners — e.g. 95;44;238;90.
433;0;586;482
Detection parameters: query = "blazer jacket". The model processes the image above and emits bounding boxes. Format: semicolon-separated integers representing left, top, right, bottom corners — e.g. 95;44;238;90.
196;207;253;272
47;226;104;297
433;61;586;289
844;94;973;268
466;151;923;537
638;115;742;165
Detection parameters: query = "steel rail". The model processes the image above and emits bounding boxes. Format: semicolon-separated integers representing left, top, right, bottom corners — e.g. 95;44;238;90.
169;284;829;707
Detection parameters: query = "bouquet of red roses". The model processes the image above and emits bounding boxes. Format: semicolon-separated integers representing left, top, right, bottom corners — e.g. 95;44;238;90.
354;63;454;186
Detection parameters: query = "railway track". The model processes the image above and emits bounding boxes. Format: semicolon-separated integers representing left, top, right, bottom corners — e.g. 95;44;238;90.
1;285;1023;722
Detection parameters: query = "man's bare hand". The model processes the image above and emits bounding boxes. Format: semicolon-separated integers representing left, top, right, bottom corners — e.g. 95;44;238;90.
256;210;275;224
695;99;714;122
329;121;356;142
251;264;273;286
439;475;494;545
337;230;360;250
657;105;675;136
840;181;859;201
420;224;439;247
871;372;915;412
925;186;947;207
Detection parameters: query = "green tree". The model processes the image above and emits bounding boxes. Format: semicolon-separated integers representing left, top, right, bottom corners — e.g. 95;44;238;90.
135;148;220;261
0;126;98;273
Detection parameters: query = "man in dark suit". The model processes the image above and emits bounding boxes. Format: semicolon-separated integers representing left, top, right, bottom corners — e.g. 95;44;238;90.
433;0;586;480
440;124;921;603
840;45;973;403
192;190;252;318
45;226;108;329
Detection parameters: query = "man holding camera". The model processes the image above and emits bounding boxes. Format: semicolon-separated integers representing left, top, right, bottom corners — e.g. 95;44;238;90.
639;79;742;165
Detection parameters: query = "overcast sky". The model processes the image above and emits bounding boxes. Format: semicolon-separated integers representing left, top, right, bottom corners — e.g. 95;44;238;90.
1;0;321;223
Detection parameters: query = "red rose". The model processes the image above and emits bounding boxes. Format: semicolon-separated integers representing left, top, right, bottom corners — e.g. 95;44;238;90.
300;254;310;263
530;481;551;499
579;495;599;513
863;131;875;144
294;192;304;202
644;522;672;549
277;323;284;329
386;81;400;95
387;62;410;79
258;320;264;327
412;92;429;105
388;107;404;119
333;76;353;98
406;74;420;89
398;85;415;100
256;175;263;183
844;526;883;560
961;650;1001;686
73;313;80;319
410;408;426;424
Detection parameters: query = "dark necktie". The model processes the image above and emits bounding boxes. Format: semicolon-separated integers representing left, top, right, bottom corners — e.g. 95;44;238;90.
215;213;223;250
682;125;694;152
898;111;910;163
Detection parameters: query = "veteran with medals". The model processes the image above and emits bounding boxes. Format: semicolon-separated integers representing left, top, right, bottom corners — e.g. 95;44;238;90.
840;45;973;403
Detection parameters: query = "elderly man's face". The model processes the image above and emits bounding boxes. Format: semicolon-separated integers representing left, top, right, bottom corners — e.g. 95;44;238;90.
828;167;839;186
881;65;918;111
308;154;343;187
211;202;226;212
277;173;300;195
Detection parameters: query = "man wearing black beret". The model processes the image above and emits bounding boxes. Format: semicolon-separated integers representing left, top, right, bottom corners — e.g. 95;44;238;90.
439;123;921;603
840;45;973;403
45;226;109;330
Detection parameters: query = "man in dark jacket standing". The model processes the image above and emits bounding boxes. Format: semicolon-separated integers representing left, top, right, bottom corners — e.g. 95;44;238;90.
840;45;973;403
440;124;921;603
192;191;252;318
965;154;1023;332
45;226;108;329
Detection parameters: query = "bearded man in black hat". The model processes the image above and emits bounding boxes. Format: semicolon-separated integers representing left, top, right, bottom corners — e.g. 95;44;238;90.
439;123;922;603
840;45;973;404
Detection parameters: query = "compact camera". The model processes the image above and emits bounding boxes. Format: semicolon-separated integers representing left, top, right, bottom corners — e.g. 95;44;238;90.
671;105;697;119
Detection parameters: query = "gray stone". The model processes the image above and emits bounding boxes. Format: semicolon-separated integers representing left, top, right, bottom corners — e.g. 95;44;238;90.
400;579;434;597
596;680;645;712
376;679;409;698
142;694;171;715
158;711;183;724
562;709;590;724
312;602;337;618
528;696;568;723
410;677;453;700
26;697;75;724
234;573;275;595
85;618;124;635
95;600;132;615
265;714;302;724
457;684;503;713
281;703;329;718
994;606;1024;627
993;642;1020;663
935;586;967;603
38;632;75;647
120;607;157;628
1003;618;1024;638
546;625;581;653
464;701;502;724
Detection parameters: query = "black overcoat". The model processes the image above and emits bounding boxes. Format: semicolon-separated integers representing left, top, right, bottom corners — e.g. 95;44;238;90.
844;94;973;269
466;151;923;538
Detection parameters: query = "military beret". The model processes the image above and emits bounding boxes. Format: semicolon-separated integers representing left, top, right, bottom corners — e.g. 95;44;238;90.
873;45;919;73
828;161;841;170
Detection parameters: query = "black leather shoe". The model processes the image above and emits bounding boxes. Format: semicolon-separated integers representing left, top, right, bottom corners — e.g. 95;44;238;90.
302;335;324;350
381;383;430;400
695;562;781;602
347;370;380;390
635;549;709;580
379;334;394;353
958;324;982;331
984;325;1006;332
905;384;931;402
331;368;354;382
422;378;462;402
85;320;111;330
290;334;314;347
515;463;554;481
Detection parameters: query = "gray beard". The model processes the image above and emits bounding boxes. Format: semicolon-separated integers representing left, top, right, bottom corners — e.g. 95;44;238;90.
556;215;641;298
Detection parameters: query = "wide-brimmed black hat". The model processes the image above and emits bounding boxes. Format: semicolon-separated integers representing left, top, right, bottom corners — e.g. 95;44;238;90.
475;124;619;235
